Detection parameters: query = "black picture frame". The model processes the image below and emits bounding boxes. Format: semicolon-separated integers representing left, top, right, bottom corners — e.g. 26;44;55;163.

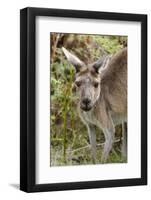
20;7;147;193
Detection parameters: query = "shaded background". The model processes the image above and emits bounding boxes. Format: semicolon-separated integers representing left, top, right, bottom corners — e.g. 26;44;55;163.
50;33;127;166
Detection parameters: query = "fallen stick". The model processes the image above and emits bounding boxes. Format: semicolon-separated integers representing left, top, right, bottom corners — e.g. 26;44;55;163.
69;139;121;154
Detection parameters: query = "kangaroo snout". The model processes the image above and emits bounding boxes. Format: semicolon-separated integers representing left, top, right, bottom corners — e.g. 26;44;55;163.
82;98;91;105
81;98;92;111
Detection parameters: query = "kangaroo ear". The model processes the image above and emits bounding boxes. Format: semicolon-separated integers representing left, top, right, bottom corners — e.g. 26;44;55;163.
62;47;84;73
93;55;111;74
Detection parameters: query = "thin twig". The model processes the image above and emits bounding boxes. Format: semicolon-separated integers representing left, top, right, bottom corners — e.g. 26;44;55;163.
69;139;121;154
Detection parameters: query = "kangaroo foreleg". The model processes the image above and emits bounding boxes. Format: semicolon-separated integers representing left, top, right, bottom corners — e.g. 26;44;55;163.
87;124;97;163
101;128;115;163
101;113;115;163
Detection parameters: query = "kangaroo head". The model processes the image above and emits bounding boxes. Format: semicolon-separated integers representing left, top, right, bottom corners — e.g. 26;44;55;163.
62;47;111;111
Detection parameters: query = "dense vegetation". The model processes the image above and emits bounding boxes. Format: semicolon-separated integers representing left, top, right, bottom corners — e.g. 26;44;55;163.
50;33;127;166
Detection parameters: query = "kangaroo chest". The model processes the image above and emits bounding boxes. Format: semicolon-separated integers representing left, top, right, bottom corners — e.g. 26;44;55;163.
80;106;127;128
80;108;102;128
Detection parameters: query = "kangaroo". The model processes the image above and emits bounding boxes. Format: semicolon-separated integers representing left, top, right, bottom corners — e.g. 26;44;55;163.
62;47;127;163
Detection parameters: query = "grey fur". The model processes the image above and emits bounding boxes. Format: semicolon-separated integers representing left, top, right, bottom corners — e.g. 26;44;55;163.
62;47;127;163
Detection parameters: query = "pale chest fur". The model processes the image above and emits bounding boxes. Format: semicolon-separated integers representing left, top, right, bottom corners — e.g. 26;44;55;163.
80;108;100;127
79;104;127;129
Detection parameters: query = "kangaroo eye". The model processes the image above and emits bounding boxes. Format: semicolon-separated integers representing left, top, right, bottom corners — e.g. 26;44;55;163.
94;82;99;88
75;81;81;87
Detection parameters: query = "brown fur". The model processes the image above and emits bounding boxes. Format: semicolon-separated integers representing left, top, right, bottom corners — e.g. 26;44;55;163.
101;48;127;114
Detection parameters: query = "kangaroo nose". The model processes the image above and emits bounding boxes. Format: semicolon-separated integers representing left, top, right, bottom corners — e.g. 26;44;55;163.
82;98;91;105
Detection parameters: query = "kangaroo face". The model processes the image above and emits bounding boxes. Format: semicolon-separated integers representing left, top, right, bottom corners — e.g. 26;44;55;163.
75;68;101;111
62;47;111;111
